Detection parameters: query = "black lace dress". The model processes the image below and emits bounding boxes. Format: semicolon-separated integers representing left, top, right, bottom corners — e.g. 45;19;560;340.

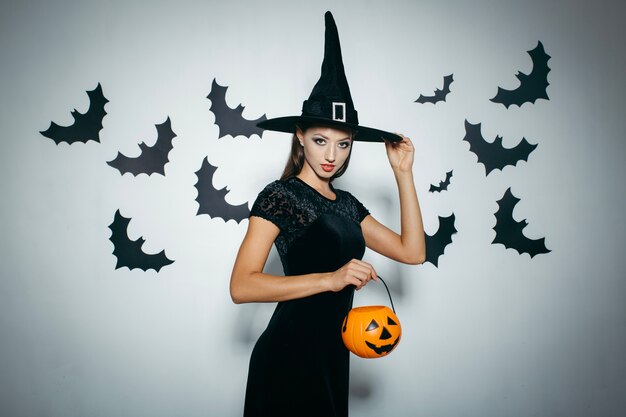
243;176;370;417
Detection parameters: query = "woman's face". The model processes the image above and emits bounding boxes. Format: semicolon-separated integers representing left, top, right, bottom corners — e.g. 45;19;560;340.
296;125;353;179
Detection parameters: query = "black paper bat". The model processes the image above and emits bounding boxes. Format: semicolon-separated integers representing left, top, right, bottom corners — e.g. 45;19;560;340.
108;210;174;272
462;120;537;175
207;78;267;139
194;158;250;222
424;213;457;267
107;117;176;176
491;41;551;108
492;188;550;258
429;170;453;193
40;83;108;144
415;74;454;104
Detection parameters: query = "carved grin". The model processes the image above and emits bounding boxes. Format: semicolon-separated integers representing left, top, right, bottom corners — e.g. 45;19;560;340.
365;337;400;355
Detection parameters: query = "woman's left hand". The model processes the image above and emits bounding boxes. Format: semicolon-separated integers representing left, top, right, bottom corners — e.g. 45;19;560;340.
384;134;415;173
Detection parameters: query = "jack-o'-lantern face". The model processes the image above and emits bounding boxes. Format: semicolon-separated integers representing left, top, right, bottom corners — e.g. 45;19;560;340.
342;306;401;359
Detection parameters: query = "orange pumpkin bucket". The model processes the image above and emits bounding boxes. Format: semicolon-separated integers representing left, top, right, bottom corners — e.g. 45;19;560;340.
342;277;401;359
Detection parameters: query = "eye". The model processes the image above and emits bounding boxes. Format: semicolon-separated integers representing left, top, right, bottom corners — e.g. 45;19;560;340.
313;137;326;145
338;141;351;149
387;317;398;326
366;319;379;332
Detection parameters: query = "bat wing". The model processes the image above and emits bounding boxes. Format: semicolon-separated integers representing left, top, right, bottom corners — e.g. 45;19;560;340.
429;170;453;193
462;120;537;175
107;117;177;176
424;213;457;267
415;74;453;104
194;158;250;223
490;41;551;108
40;83;109;144
207;79;267;139
492;188;550;258
108;210;174;272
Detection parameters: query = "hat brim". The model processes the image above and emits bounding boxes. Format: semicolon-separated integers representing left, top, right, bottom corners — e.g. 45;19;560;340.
257;116;402;143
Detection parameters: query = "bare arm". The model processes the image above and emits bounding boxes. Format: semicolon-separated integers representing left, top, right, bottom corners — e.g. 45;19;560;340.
229;216;378;304
361;134;426;265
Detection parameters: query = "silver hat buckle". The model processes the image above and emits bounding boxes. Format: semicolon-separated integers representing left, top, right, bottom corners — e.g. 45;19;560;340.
332;102;346;122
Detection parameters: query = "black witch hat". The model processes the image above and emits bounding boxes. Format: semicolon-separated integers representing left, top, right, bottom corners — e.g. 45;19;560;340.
257;11;401;143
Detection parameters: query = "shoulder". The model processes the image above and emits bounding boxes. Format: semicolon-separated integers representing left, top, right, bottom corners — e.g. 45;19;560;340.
254;179;297;202
250;179;299;229
335;187;362;204
257;179;284;195
335;187;371;222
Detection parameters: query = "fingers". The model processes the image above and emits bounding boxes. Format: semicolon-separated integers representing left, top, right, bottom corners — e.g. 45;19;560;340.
329;259;379;292
396;135;413;148
346;259;377;279
385;134;414;151
344;259;378;289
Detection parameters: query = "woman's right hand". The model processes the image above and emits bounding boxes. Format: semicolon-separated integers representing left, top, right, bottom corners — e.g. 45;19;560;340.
326;259;378;292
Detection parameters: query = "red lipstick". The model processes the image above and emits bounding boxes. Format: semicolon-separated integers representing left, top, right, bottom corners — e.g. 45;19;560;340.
321;164;335;172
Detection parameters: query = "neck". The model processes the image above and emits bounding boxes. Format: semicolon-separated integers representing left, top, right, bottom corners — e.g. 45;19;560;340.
296;166;332;193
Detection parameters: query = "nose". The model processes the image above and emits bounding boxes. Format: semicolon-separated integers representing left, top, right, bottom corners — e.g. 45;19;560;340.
325;146;336;162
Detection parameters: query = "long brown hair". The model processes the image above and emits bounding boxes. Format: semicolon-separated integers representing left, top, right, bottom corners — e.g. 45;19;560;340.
280;123;353;181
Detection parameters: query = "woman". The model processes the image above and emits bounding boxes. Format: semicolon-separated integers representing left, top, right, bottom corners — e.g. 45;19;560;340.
230;12;425;417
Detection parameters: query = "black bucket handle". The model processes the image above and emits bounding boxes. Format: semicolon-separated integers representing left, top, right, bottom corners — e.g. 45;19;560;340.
350;276;396;314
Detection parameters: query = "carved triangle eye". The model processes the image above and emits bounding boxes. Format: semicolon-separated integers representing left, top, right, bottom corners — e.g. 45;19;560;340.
366;319;379;332
380;327;392;340
387;316;398;326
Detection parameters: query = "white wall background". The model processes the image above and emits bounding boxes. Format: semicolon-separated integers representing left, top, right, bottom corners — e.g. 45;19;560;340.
1;0;625;416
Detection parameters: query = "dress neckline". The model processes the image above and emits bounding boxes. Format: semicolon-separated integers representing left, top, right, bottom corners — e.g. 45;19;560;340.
292;176;338;202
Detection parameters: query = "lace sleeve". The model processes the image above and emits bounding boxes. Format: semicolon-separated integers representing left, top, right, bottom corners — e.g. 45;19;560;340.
345;191;370;223
249;180;291;230
354;197;370;222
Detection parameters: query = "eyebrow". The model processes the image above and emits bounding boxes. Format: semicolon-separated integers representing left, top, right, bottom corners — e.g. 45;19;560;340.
312;134;352;141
